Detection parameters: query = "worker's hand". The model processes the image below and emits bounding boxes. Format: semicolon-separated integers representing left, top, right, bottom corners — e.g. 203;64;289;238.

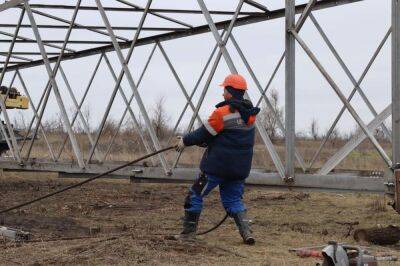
175;136;186;152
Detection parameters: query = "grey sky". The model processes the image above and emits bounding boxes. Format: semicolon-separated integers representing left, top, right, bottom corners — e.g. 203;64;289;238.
0;0;392;136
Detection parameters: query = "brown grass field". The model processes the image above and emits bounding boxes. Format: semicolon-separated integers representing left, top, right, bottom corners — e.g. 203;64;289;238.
1;172;400;265
23;130;391;173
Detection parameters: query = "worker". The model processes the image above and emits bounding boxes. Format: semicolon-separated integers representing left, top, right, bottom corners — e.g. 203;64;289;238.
175;74;260;245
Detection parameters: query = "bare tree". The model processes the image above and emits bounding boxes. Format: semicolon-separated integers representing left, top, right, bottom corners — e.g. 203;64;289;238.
43;112;64;133
151;96;170;140
259;89;283;141
309;118;319;140
13;110;27;131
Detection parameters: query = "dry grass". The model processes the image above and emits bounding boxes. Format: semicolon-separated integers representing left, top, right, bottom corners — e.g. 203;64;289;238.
19;132;391;173
1;172;400;265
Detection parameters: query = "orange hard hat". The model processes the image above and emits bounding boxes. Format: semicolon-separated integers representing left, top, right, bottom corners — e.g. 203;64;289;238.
219;74;247;90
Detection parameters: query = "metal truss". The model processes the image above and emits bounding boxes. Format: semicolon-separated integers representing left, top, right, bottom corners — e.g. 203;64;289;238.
0;0;398;192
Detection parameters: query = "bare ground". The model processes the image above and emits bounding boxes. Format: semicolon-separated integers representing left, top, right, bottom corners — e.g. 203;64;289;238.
1;172;400;265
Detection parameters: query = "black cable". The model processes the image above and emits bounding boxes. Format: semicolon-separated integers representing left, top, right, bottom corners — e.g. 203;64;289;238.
196;213;229;235
0;145;228;236
0;146;175;215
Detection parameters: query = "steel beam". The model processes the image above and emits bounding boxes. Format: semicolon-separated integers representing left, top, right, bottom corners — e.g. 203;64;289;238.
309;27;392;170
23;7;130;42
291;30;392;168
0;24;186;31
393;0;400;165
0;161;386;193
24;1;85;168
94;0;170;174
102;45;157;162
0;0;24;12
230;34;306;172
17;70;56;161
102;53;156;164
157;42;202;125
196;0;286;178
244;0;269;12
318;105;392;175
0;9;25;163
115;0;193;29
285;0;296;179
56;54;103;160
85;0;153;164
11;4;261;16
58;65;102;161
310;14;392;140
0;0;364;72
167;32;224;144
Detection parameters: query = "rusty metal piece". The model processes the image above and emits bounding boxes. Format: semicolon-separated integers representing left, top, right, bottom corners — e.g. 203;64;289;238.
0;226;31;241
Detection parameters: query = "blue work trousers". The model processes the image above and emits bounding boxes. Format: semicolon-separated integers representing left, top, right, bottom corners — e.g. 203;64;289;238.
184;174;246;214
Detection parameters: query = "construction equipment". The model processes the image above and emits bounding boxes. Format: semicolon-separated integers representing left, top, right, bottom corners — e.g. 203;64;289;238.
0;86;29;154
0;86;29;110
290;241;397;266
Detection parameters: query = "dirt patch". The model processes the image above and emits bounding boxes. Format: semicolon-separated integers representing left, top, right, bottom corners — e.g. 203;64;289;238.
0;174;400;265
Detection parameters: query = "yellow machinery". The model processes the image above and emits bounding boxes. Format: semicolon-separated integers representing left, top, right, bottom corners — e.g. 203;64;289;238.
0;86;29;154
0;86;29;110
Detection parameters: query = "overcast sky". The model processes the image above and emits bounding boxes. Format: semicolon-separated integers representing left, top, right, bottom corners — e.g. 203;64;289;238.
0;0;392;137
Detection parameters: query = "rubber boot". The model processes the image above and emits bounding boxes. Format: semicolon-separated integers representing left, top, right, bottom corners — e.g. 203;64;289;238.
174;211;200;241
232;211;255;245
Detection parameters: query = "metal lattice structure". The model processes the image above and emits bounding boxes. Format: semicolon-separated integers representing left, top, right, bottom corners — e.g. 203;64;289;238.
0;0;398;192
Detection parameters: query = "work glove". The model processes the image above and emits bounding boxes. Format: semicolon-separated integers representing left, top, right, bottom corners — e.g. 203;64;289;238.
175;136;186;152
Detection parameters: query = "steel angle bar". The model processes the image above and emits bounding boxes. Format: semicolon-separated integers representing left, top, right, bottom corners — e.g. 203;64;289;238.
0;30;76;53
2;0;364;72
102;52;156;165
171;42;224;169
295;0;317;32
102;44;157;162
58;65;102;161
285;0;296;179
157;42;202;125
171;3;241;168
0;0;24;12
0;161;385;193
308;26;392;170
22;80;51;157
290;30;392;168
318;105;392;175
0;24;186;32
196;0;286;178
255;54;285;108
167;32;224;145
24;0;85;168
22;7;130;42
0;9;25;163
95;0;170;174
393;0;400;165
171;2;249;169
86;0;152;164
16;70;56;161
244;0;269;12
115;0;193;29
0;40;116;44
310;14;391;139
0;52;61;56
56;54;104;160
230;34;306;172
17;4;261;16
0;53;32;62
